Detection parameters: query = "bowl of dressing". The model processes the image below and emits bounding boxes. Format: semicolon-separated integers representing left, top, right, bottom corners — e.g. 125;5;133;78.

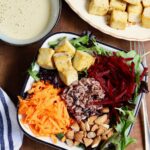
0;0;61;45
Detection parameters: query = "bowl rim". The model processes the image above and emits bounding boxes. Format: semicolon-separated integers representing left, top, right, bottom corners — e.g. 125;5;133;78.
17;32;147;149
0;0;62;46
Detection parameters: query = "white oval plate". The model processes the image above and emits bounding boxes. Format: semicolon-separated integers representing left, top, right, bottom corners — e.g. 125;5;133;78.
65;0;150;41
17;32;146;150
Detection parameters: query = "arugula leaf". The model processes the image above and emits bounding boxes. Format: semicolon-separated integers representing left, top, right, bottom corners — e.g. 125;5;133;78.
70;35;112;55
56;133;64;140
28;62;40;81
116;50;136;58
70;35;89;49
124;136;136;148
91;42;112;56
133;54;141;74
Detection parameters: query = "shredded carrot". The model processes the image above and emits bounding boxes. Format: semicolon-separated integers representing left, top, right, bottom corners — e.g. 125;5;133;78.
18;81;71;143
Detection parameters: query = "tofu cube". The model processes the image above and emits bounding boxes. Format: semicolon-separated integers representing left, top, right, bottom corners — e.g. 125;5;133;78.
127;3;143;14
73;51;95;71
142;7;150;28
53;53;72;72
128;3;143;23
123;0;141;5
59;67;78;86
128;13;142;23
110;0;127;12
88;0;109;16
37;48;55;69
110;10;128;30
55;38;76;57
143;0;150;7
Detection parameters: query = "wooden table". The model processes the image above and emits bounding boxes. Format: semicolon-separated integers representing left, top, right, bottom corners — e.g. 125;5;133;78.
0;2;149;150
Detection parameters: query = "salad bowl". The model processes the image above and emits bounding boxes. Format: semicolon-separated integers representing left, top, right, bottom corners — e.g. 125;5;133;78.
17;32;147;150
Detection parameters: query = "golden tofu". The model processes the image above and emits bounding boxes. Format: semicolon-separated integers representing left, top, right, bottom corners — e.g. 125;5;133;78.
37;48;55;69
53;53;72;72
88;0;109;16
110;0;127;12
128;3;143;23
128;13;141;23
110;10;128;30
73;51;95;71
143;0;150;7
59;67;78;86
123;0;141;5
127;3;143;14
142;7;150;28
55;38;76;57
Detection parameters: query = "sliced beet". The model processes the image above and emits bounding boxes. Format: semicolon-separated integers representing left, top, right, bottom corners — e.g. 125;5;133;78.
88;55;137;107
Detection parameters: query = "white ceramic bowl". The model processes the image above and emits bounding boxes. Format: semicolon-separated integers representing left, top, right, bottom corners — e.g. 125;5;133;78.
17;32;147;150
0;0;61;46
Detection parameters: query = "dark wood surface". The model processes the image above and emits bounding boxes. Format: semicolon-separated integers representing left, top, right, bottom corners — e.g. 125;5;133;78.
0;1;150;150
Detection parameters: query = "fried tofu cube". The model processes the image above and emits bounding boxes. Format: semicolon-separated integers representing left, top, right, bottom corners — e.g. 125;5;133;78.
123;0;141;5
143;0;150;7
59;67;78;86
73;51;95;71
110;0;127;12
88;0;109;16
37;48;55;69
128;13;142;23
53;53;72;72
142;7;150;28
110;10;128;30
128;3;143;23
127;3;143;14
55;38;76;57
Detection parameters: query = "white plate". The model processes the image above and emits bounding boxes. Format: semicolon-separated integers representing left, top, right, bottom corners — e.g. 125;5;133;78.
65;0;150;41
17;32;146;150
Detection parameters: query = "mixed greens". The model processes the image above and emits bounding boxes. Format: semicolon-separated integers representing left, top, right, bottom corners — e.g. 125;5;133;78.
100;107;136;150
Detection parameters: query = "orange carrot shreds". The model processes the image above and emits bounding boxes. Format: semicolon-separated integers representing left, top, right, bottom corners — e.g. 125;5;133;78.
18;81;71;142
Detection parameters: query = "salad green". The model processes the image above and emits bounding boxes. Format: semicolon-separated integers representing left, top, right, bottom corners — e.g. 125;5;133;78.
28;62;40;81
101;107;136;150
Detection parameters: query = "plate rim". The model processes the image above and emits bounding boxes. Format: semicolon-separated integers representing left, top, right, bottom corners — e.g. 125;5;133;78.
17;32;147;149
65;0;150;42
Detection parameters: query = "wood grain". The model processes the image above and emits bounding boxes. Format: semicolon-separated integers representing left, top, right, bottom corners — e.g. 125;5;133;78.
0;1;149;150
